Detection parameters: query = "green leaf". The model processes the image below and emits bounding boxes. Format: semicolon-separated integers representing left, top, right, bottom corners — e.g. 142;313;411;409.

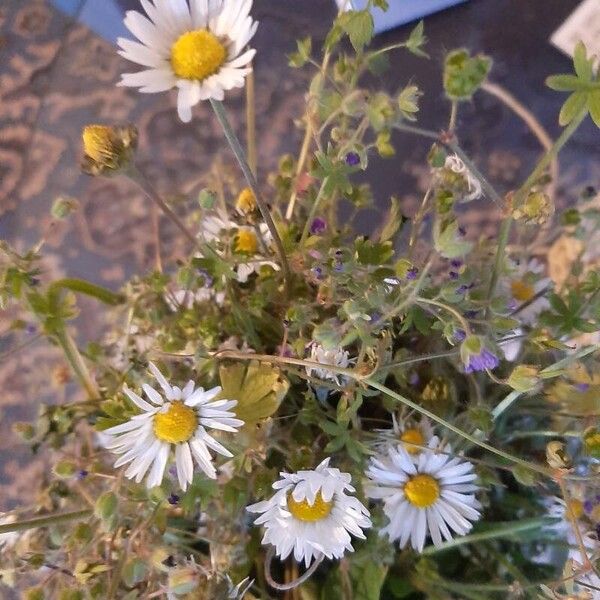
405;20;428;58
288;37;312;68
397;84;422;121
573;41;594;82
433;219;473;258
355;237;394;265
443;49;492;100
545;74;583;91
122;559;148;588
341;10;374;52
378;197;403;242
588;90;600;128
218;361;289;426
559;91;587;126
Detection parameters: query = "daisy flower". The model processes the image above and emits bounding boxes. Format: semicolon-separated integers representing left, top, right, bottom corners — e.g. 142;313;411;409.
247;458;371;567
501;258;551;325
103;362;243;490
366;439;481;552
305;343;353;387
198;211;279;283
118;0;258;122
374;415;434;456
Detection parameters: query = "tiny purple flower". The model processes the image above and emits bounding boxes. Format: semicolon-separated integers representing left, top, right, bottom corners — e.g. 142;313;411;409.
464;348;500;373
465;310;479;319
168;494;180;505
333;261;344;273
406;267;419;280
77;470;89;480
25;324;37;335
449;271;459;280
345;152;361;167
507;298;518;311
310;217;327;235
311;266;324;279
584;500;594;514
575;383;590;392
454;329;466;342
450;259;463;268
458;226;467;237
457;285;469;294
408;372;420;386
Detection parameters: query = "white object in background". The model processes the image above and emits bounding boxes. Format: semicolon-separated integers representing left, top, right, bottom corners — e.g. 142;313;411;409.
551;0;600;59
335;0;468;34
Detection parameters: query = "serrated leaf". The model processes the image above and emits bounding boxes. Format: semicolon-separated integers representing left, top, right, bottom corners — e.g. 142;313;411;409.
588;90;600;128
433;219;473;258
342;10;374;52
559;91;587;126
218;361;289;426
443;49;492;100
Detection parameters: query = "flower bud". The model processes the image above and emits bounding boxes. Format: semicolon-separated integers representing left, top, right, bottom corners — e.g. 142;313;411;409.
512;191;554;225
546;440;572;469
507;365;540;393
81;124;137;176
235;187;257;215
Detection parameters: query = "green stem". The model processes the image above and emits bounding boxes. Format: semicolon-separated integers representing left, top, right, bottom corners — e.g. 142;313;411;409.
50;278;124;306
127;165;200;250
245;68;257;176
213;350;551;477
0;509;92;535
54;326;99;399
210;99;292;295
421;517;555;555
448;100;458;132
416;296;471;334
364;378;551;476
486;106;588;310
300;177;329;245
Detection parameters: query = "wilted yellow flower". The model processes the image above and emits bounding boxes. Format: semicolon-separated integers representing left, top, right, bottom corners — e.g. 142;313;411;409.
236;187;257;215
81;124;137;176
547;236;584;290
546;440;571;469
512;191;554;225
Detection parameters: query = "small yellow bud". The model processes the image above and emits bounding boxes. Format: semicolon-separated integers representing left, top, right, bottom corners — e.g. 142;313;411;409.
234;228;259;254
81;124;137;176
236;187;257;215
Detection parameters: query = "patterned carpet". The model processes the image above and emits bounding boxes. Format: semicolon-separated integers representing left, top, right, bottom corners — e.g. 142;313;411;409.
0;0;598;509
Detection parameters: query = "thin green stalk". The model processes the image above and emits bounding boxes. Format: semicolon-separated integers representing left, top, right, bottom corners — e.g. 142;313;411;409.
210;99;292;295
245;67;257;176
448;99;458;132
485;106;589;311
0;509;92;535
213;349;551;477
421;517;555;555
364;378;551;476
127;165;200;250
300;177;329;245
416;296;471;334
54;327;99;399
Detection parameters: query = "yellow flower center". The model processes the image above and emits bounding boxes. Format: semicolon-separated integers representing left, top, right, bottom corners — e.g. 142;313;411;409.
82;125;116;163
287;490;333;522
153;402;198;444
511;279;535;303
400;428;425;455
236;188;257;214
170;30;227;81
234;229;258;254
404;474;440;508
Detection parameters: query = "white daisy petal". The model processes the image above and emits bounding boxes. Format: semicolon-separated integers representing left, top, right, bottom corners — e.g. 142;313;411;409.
248;460;371;566
104;368;240;490
366;442;481;553
118;0;258;121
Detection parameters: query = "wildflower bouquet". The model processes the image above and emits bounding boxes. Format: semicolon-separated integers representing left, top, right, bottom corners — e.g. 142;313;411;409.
2;1;600;598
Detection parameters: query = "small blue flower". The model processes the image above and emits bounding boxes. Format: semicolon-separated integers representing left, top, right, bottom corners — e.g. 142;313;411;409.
406;267;419;280
450;259;463;268
449;271;459;280
408;372;420;386
310;217;327;235
575;383;590;392
345;152;361;167
311;266;324;279
77;470;89;480
464;310;479;319
464;348;499;373
168;494;180;505
454;329;466;342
